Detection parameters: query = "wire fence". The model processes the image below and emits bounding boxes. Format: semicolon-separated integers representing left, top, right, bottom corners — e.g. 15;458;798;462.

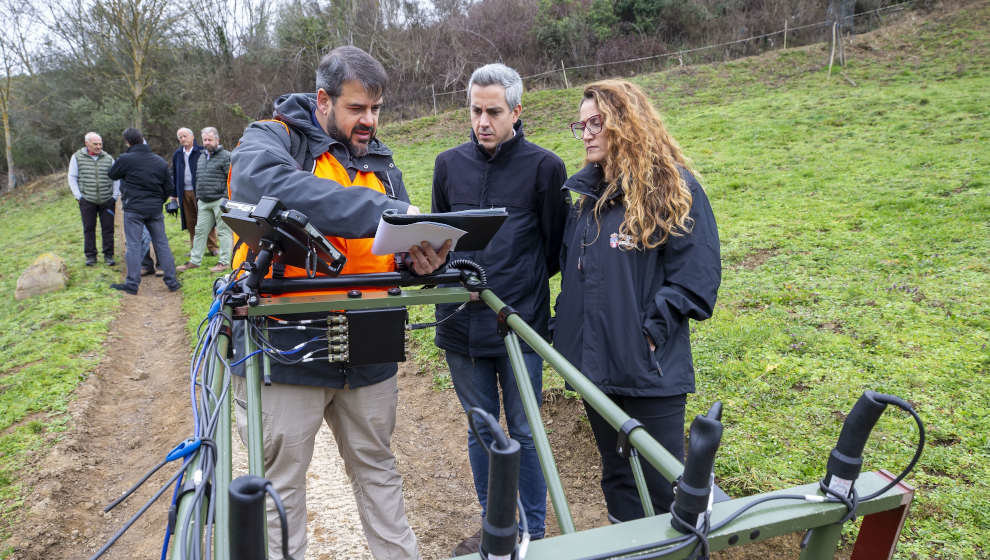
426;0;916;112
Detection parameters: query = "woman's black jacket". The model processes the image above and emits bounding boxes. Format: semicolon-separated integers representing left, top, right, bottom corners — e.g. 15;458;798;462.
552;164;721;397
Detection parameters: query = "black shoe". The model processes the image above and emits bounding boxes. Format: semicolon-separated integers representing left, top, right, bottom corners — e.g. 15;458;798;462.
110;283;138;295
167;283;181;292
85;258;97;266
451;529;481;557
105;258;116;266
140;267;155;276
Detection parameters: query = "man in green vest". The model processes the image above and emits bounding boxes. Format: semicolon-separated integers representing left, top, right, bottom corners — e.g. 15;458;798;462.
177;126;233;273
68;132;120;266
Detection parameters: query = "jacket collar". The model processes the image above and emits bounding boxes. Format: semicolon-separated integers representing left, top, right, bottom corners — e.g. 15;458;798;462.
470;120;524;162
563;164;605;198
126;144;152;154
273;92;394;168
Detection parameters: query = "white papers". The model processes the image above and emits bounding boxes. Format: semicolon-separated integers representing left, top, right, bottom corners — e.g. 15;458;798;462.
371;217;467;255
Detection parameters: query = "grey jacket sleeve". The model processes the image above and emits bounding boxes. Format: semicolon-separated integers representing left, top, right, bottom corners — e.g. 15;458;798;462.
230;121;410;239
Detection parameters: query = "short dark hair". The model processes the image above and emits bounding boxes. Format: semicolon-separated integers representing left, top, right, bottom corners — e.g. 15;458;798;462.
315;46;388;101
123;127;144;146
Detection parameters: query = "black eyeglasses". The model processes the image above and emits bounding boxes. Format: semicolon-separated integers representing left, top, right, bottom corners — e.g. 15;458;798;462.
569;114;603;139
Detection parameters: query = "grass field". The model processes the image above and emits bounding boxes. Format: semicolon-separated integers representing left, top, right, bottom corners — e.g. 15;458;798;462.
2;3;988;558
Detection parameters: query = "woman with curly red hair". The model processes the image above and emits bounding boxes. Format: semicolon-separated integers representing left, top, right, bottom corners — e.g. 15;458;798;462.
554;79;721;521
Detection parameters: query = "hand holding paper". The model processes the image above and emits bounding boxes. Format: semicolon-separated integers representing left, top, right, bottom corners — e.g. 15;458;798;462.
408;239;452;275
370;208;509;256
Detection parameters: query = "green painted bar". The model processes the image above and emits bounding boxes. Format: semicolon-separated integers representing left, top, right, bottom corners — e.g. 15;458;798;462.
629;451;656;518
243;329;265;476
244;287;471;315
479;289;685;483
798;521;844;560
504;332;576;534
213;320;232;560
452;471;910;559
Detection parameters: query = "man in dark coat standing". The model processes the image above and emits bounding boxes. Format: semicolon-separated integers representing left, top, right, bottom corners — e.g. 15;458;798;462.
107;128;181;294
432;63;570;555
169;127;218;255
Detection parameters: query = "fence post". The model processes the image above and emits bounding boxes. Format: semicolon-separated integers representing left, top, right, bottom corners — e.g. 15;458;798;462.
560;60;570;89
784;19;788;49
828;21;838;78
431;85;437;116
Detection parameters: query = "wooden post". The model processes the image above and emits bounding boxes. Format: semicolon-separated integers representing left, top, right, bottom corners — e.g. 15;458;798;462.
560;60;570;89
784;19;788;49
431;84;437;116
828;21;837;78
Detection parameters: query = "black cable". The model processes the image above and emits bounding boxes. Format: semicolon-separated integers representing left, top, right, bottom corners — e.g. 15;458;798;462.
408;301;469;330
88;465;185;560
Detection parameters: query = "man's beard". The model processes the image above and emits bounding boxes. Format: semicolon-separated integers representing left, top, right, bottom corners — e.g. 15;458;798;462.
326;110;375;157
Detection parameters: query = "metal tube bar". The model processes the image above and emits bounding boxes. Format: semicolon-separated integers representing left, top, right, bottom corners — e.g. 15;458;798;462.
452;471;911;559
242;287;471;316
259;269;463;293
243;325;265;476
479;289;684;483
504;331;576;534
213;320;232;560
629;450;656;518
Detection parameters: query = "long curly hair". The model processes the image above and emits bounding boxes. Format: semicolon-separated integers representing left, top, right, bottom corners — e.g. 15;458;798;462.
581;80;695;249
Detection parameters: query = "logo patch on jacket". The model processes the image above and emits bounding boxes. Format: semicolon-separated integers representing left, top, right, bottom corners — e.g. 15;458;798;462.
609;232;635;250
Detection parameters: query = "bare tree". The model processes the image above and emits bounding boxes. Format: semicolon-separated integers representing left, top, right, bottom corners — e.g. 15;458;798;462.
0;0;38;194
50;0;184;130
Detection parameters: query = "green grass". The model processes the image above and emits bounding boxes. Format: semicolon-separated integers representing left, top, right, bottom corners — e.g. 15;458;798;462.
2;4;988;558
380;6;989;558
0;177;192;554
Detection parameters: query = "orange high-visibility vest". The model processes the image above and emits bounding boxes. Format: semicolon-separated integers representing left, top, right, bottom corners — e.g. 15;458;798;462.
231;150;395;297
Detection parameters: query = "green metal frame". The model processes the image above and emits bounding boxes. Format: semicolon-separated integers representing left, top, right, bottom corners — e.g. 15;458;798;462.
173;281;915;560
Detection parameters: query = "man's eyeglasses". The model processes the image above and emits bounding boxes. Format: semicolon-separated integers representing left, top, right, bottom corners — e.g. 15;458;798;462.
569;114;603;139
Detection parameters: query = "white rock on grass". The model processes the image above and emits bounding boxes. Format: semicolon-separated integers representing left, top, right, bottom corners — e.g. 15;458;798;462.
15;252;68;300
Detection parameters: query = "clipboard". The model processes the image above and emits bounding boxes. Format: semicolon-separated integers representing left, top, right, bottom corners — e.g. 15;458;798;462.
371;208;508;255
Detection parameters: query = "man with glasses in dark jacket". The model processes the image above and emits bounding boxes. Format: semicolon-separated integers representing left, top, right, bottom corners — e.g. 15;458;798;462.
431;63;570;555
107;128;181;294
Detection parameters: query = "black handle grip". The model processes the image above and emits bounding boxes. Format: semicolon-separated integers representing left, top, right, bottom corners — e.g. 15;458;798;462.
825;390;888;491
483;437;521;558
672;401;723;533
229;475;269;560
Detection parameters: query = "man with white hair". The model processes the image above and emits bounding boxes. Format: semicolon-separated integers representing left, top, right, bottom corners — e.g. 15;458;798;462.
170;126;218;256
431;63;569;555
68;132;120;266
177;127;232;272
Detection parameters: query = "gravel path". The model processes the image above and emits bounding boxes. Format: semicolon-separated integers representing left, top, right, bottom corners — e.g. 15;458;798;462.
231;426;373;559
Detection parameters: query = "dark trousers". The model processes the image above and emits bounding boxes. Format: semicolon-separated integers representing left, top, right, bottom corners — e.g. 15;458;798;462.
584;393;687;521
79;198;115;260
182;189;217;253
123;211;179;291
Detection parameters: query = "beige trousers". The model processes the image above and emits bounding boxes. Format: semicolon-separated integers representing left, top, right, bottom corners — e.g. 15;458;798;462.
233;375;420;560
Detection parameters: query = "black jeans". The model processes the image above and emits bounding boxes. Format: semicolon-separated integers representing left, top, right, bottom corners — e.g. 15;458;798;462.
584;393;687;521
79;198;115;260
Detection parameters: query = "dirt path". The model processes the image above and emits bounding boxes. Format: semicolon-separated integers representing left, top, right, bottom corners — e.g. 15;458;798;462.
6;276;812;560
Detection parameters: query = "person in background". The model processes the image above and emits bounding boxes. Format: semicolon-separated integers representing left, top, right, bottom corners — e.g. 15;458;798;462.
431;63;569;555
107;128;181;294
177;127;233;273
68;132;119;266
553;79;721;521
169;127;219;257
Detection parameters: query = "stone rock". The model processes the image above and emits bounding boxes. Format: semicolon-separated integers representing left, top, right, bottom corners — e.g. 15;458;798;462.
15;252;68;300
